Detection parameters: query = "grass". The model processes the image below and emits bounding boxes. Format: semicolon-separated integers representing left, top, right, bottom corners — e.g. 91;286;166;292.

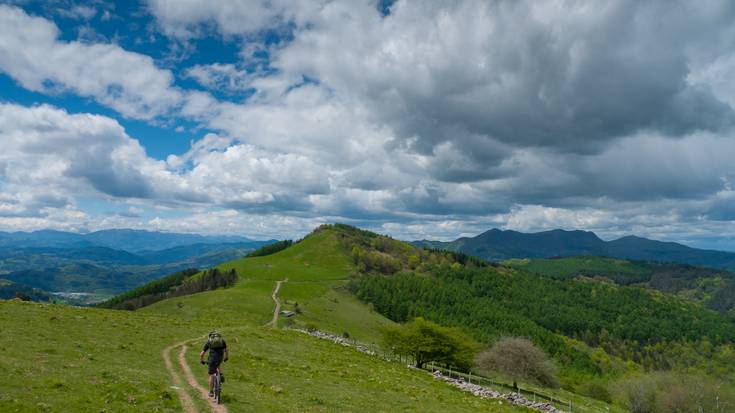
184;327;531;412
0;301;525;412
0;300;203;412
279;281;393;343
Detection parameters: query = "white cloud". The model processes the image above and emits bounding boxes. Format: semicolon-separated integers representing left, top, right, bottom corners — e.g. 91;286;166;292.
4;1;735;248
186;63;252;92
146;0;327;38
0;5;183;120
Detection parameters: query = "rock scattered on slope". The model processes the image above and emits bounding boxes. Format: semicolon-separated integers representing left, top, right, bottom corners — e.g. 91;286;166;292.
430;370;568;413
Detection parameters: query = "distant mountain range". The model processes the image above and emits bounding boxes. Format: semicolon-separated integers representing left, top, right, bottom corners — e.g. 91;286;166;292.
0;229;275;299
413;228;735;271
0;229;257;253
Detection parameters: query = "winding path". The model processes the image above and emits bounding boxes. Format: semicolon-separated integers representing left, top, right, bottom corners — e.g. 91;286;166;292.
162;340;198;413
179;343;228;413
266;279;288;328
163;338;228;413
164;278;287;411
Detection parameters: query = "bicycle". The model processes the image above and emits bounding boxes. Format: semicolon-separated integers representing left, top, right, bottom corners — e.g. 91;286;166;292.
201;360;224;404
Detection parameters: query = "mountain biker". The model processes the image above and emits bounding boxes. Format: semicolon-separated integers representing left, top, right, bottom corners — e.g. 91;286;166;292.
199;331;229;397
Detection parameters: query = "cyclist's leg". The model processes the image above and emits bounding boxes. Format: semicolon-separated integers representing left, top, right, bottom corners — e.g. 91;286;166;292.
207;359;218;393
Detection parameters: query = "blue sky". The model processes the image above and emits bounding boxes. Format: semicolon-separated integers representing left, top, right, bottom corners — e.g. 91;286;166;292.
1;0;735;251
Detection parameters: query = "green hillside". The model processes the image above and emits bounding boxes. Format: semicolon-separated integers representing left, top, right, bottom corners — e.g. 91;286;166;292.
1;225;538;412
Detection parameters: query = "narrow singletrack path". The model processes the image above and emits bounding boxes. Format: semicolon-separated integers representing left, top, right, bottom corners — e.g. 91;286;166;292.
266;279;288;328
162;340;198;413
179;343;228;413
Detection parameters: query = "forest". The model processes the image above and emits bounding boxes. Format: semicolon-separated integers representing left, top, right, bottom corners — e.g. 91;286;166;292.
349;264;735;385
508;256;735;317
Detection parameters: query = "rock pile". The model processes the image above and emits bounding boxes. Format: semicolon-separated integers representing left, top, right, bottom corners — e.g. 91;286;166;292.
430;370;567;413
291;328;376;355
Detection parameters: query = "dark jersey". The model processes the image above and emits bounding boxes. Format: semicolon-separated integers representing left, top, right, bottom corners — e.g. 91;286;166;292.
202;340;227;361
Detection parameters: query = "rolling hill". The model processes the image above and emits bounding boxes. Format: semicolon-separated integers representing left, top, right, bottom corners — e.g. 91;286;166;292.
413;228;735;270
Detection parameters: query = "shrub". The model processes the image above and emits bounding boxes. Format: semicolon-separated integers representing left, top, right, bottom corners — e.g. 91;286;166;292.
305;323;319;332
578;381;612;403
476;337;558;388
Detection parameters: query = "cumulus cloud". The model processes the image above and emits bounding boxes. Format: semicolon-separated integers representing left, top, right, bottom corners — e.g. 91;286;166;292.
0;4;183;120
264;1;735;154
186;63;252;93
3;1;735;247
147;0;328;38
0;102;172;201
0;103;335;230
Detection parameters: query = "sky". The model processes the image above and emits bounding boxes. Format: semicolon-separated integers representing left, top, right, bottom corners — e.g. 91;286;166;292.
1;0;735;250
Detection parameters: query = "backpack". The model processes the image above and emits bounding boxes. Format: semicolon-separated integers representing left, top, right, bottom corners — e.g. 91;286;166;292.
208;331;225;349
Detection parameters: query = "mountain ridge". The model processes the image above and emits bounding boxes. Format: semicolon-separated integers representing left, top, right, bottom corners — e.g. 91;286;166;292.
0;228;263;252
413;228;735;271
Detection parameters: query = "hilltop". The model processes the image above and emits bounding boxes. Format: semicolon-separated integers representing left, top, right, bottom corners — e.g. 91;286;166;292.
414;228;735;271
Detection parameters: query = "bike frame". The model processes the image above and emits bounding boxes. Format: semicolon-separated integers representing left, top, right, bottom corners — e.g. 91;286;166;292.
213;366;222;404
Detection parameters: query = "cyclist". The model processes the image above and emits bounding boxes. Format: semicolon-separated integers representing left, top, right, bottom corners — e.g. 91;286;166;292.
199;331;229;397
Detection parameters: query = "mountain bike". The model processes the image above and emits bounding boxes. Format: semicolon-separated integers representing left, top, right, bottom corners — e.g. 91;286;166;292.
202;361;224;404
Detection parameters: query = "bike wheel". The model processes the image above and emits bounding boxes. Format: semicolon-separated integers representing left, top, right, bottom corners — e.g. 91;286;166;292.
215;374;222;404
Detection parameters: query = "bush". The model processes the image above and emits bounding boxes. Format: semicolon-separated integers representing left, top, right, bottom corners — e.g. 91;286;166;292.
615;376;657;413
476;337;558;388
578;381;612;403
613;373;735;413
305;323;319;332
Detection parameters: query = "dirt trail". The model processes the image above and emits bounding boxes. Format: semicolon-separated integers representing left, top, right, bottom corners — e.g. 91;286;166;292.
266;279;288;328
165;278;286;411
178;344;228;413
162;340;198;413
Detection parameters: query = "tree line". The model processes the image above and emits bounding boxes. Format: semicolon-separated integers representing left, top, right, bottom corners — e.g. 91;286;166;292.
99;268;238;310
247;240;293;257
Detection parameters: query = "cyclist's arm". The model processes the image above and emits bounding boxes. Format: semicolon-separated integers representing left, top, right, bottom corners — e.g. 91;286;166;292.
224;347;229;361
200;342;209;363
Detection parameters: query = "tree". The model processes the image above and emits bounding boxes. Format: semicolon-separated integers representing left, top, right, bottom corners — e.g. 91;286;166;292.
381;317;477;369
476;337;558;388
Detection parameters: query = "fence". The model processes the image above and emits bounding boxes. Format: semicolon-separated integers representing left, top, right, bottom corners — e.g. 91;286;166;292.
423;362;573;412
